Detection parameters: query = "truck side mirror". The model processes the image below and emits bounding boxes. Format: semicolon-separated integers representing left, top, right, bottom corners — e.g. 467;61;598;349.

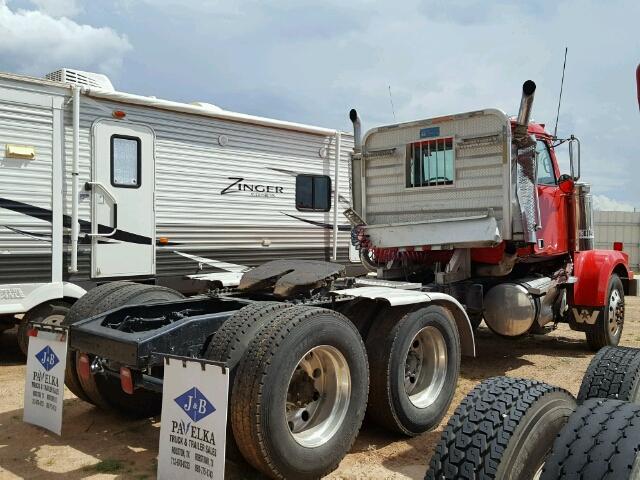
568;135;581;180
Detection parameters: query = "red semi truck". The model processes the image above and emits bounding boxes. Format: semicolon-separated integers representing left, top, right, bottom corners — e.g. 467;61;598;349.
349;80;634;349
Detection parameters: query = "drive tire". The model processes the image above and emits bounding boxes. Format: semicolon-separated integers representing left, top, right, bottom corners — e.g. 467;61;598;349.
17;300;72;356
62;281;136;403
367;304;460;435
204;301;292;461
73;282;184;416
205;302;292;370
540;398;640;480
578;345;640;403
585;274;624;350
426;377;576;480
231;306;369;479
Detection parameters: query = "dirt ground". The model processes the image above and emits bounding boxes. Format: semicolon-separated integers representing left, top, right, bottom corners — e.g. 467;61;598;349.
1;297;639;480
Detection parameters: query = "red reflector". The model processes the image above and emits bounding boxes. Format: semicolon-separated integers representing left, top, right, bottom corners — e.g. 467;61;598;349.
120;367;134;395
78;353;91;381
112;110;126;119
27;328;38;337
613;242;624;251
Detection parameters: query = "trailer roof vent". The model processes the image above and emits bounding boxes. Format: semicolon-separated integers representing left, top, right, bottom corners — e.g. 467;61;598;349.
44;68;115;91
191;101;224;113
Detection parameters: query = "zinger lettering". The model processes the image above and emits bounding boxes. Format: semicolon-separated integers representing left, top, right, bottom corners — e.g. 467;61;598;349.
220;177;284;197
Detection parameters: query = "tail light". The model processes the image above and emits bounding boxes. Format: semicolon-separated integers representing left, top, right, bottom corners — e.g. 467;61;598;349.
613;242;623;251
77;353;91;381
120;367;134;395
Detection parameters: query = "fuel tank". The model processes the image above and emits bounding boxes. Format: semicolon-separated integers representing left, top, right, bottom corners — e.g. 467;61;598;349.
483;277;560;336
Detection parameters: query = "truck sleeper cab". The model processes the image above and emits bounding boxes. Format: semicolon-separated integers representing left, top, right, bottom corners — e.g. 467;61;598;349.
348;80;634;349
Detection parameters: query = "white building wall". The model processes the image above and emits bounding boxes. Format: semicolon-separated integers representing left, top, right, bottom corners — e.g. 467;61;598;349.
594;210;640;271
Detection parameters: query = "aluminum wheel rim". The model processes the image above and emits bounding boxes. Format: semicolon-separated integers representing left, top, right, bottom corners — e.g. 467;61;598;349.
285;345;351;448
608;289;624;336
44;314;65;326
404;326;447;409
533;462;545;480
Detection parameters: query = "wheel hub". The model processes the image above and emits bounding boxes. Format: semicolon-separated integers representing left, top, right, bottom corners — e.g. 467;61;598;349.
285;345;351;448
44;314;65;326
404;326;448;409
608;289;624;336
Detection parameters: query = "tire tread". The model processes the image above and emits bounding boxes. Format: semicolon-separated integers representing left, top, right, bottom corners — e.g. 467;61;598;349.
425;376;573;480
231;306;367;479
577;345;640;403
541;398;640;479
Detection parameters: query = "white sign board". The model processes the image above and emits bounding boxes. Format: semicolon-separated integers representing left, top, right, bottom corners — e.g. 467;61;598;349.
23;328;68;435
158;356;229;480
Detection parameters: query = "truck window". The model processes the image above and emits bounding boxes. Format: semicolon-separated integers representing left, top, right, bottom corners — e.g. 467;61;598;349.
111;135;141;188
535;140;556;186
406;137;454;188
296;175;331;212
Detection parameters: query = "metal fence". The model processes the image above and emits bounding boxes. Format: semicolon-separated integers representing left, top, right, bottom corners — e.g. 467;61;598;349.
594;210;640;272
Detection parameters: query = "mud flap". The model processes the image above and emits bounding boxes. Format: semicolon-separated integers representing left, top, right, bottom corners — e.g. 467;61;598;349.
568;306;603;332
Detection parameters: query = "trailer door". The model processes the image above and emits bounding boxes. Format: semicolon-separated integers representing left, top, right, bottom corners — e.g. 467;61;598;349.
91;121;155;278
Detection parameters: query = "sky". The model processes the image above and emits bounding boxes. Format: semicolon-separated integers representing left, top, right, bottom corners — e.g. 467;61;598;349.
1;0;638;209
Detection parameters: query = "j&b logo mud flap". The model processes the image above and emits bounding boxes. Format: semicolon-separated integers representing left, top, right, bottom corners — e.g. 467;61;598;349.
23;325;68;435
157;355;229;480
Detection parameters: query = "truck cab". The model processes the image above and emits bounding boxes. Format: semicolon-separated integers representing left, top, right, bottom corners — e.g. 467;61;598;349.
347;80;632;349
528;122;570;257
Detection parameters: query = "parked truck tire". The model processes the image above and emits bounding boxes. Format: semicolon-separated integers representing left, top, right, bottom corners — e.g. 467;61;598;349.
541;398;640;480
578;346;640;404
62;281;138;403
204;301;292;460
366;304;460;436
70;282;184;416
584;274;625;350
204;302;291;370
231;306;369;479
17;300;72;356
426;377;576;480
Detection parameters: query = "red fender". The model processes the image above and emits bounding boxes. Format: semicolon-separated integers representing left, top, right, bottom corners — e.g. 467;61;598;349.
572;249;632;307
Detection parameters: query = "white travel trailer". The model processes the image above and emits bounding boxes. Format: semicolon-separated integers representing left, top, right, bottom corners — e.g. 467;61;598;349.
0;69;356;352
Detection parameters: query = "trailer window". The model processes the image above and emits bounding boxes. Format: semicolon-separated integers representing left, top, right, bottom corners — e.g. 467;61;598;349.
296;175;331;212
406;137;454;188
111;135;141;188
535;140;556;185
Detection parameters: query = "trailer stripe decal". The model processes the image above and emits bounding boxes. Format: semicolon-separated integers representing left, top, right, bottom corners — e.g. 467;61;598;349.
0;197;153;246
3;225;52;241
280;212;352;231
0;197;56;224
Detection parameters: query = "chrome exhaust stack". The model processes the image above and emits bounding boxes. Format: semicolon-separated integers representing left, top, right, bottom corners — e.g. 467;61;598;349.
513;80;536;144
348;108;364;217
349;108;362;154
